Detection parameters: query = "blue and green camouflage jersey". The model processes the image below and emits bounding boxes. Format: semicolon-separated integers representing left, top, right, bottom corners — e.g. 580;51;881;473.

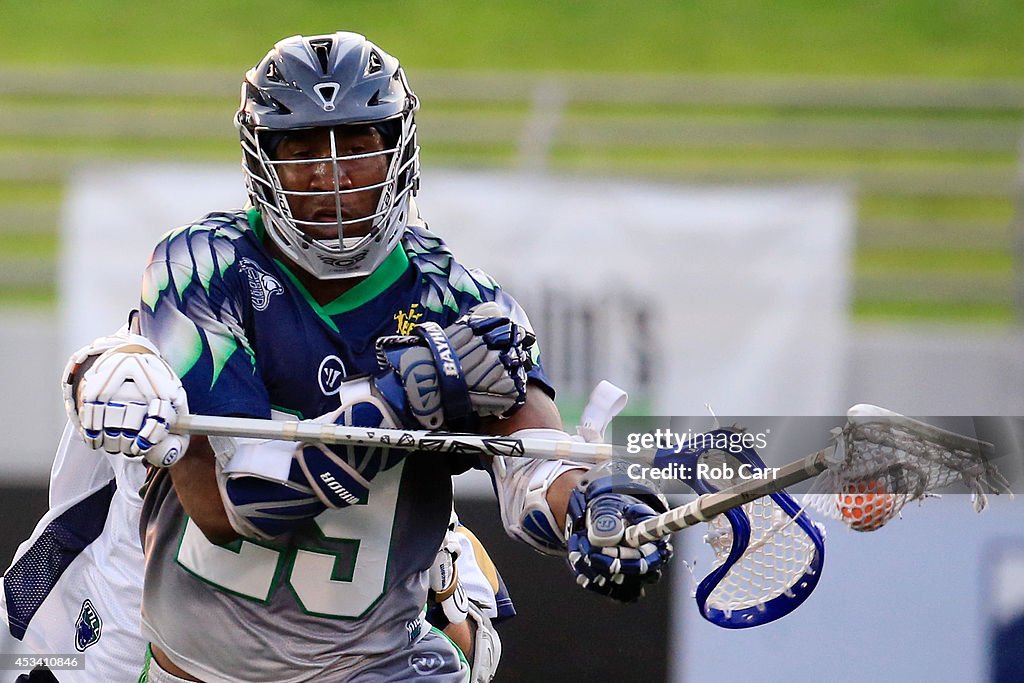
136;207;549;682
140;207;551;422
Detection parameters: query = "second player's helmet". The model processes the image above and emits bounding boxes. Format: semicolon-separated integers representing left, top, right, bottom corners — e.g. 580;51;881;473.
237;32;420;279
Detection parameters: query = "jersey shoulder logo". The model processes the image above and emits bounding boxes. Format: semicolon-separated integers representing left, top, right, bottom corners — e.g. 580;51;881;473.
239;257;283;311
75;599;102;651
405;612;425;645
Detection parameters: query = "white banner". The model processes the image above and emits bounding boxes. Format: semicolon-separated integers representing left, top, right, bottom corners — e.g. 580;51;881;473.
418;170;854;415
62;165;854;417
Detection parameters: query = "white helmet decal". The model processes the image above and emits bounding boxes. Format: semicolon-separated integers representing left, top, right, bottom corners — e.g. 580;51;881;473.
312;82;340;111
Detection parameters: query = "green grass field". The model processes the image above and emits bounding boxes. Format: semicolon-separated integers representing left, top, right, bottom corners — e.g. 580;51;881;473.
1;1;1022;320
2;1;1022;76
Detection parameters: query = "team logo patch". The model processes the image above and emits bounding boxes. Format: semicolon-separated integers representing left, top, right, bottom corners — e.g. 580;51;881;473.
75;599;102;651
406;614;425;644
409;652;445;675
239;258;283;311
318;355;347;396
394;303;423;335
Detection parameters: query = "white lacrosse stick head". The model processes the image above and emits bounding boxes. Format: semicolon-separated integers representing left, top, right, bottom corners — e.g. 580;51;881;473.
806;404;1008;530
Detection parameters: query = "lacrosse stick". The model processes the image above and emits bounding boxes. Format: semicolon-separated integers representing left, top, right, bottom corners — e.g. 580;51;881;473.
174;414;622;464
624;429;828;628
174;404;1003;535
173;405;1005;628
804;404;1007;524
621;405;1005;627
627;405;1003;543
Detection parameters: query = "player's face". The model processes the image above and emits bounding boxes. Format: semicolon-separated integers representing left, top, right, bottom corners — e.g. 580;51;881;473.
273;125;389;240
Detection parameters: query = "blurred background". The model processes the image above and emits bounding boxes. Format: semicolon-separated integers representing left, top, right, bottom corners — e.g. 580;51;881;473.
1;2;1022;681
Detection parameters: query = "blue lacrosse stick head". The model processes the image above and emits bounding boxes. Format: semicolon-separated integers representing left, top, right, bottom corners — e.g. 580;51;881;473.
653;429;826;628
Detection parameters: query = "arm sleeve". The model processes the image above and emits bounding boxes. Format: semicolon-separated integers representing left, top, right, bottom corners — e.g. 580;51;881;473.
138;228;270;419
487;285;554;399
212;436;324;541
489;429;589;556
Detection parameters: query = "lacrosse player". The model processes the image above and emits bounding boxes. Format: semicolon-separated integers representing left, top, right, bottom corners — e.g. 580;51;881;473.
58;31;672;681
2;327;513;683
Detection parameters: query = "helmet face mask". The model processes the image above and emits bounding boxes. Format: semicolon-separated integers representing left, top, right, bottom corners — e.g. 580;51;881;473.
237;32;420;279
264;126;393;241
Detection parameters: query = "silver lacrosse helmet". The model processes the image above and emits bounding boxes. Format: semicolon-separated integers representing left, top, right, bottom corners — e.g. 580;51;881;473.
236;32;420;279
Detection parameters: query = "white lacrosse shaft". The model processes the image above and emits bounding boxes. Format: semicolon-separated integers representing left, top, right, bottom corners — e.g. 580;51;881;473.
622;447;832;547
173;414;624;465
174;414;830;547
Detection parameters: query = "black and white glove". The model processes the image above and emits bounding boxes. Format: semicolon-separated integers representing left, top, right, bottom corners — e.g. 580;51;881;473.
375;302;535;430
565;462;674;602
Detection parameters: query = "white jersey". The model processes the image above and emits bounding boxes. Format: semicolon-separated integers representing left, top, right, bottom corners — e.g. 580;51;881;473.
0;422;148;682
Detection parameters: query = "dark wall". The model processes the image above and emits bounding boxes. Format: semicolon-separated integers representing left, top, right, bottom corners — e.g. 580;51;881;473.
0;486;51;570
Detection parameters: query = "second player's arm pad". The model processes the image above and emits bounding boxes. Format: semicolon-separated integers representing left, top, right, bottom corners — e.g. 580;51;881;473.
492;429;589;555
212;436;325;541
466;599;502;683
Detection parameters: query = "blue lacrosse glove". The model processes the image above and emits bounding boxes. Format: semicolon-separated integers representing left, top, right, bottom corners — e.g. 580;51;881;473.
566;463;674;602
295;393;406;509
375;302;535;431
220;380;407;540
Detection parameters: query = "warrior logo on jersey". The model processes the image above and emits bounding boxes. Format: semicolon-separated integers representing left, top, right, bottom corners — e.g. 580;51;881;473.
394;303;423;335
409;652;445;675
74;599;102;651
318;355;347;395
238;258;283;311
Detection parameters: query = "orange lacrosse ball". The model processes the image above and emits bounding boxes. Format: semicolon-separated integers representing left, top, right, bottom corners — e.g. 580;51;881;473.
836;479;896;532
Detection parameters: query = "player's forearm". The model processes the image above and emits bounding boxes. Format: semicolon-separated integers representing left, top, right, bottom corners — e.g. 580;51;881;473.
170;436;239;545
492;385;587;530
443;620;475;661
545;469;587;532
480;381;563;435
487;383;589;549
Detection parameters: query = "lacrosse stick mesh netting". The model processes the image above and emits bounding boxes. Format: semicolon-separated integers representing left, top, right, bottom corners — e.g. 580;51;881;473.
694;450;824;627
805;413;1010;527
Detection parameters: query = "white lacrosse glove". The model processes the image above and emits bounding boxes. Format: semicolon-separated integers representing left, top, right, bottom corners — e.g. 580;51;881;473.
63;335;189;468
429;517;470;625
